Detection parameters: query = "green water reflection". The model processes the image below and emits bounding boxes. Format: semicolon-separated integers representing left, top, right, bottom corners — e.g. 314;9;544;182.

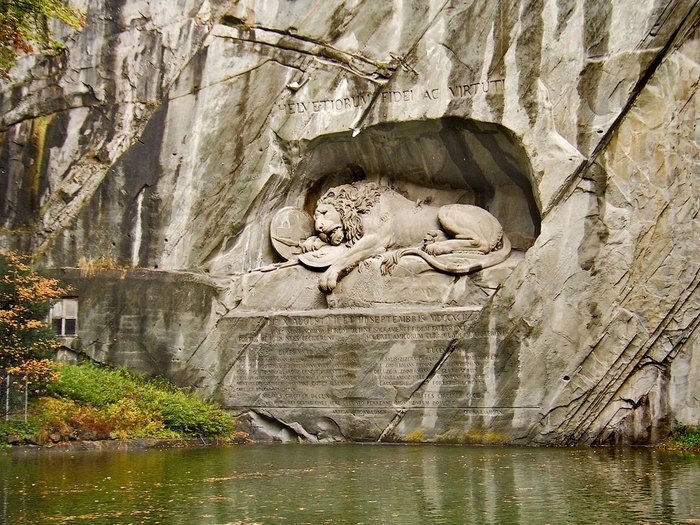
1;444;699;524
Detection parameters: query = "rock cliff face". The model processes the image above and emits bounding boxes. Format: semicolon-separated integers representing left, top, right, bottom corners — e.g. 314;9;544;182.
2;0;698;444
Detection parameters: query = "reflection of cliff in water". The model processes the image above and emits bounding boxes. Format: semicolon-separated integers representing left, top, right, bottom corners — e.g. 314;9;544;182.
3;445;699;524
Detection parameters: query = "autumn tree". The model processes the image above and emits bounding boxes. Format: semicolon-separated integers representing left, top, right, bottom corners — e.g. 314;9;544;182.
0;0;85;79
0;252;68;390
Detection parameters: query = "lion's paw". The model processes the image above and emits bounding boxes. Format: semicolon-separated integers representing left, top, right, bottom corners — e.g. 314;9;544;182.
358;258;375;273
380;252;401;275
423;230;444;245
425;242;449;256
423;232;437;245
300;236;324;253
319;267;339;293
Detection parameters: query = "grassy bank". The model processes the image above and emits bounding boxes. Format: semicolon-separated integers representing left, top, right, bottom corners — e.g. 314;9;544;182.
1;363;247;447
663;425;700;451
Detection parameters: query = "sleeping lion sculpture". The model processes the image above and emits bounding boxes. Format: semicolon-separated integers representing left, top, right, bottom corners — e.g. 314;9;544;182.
297;181;511;292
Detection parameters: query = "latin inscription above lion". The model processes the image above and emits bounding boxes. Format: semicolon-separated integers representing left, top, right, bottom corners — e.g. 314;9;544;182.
270;181;511;292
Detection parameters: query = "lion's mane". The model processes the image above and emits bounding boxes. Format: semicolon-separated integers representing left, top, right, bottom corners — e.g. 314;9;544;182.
317;181;385;245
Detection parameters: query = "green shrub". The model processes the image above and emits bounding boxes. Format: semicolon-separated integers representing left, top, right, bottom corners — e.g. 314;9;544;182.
156;395;233;436
668;425;700;448
46;363;239;439
48;363;128;405
0;363;244;446
107;398;171;439
0;419;41;445
32;397;112;442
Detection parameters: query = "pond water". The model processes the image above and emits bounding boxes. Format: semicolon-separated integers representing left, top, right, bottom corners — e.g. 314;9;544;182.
1;444;699;524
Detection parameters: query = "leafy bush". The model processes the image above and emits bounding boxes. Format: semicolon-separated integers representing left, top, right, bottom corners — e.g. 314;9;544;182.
33;397;110;441
48;363;240;439
2;363;247;446
28;396;172;442
47;362;130;405
668;425;700;449
156;395;233;436
0;419;41;445
107;398;170;439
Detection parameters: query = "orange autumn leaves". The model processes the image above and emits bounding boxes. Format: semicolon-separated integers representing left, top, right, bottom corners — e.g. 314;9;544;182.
0;0;86;79
1;252;68;390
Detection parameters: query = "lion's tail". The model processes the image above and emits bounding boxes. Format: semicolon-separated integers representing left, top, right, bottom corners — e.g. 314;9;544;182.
395;235;511;275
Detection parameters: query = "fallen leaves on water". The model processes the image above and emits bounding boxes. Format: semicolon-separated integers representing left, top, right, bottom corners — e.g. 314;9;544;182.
43;507;168;522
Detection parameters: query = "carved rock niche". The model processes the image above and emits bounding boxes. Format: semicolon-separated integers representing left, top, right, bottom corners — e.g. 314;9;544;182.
224;117;540;311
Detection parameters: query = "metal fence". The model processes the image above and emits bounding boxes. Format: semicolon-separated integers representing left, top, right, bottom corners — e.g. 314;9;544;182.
0;371;28;423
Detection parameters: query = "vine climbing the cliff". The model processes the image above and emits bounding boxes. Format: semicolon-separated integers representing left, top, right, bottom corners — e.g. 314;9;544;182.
0;0;85;79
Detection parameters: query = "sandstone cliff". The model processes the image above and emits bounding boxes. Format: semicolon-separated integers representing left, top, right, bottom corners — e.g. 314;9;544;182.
1;0;698;444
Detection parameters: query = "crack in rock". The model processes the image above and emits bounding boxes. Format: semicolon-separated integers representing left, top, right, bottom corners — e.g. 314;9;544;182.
213;25;396;82
543;1;700;218
377;338;459;442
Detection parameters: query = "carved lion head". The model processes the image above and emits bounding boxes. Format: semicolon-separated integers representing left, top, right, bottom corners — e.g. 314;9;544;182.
316;181;384;245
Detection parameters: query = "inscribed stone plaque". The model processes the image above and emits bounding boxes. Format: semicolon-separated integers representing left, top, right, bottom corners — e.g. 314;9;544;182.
218;308;483;409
